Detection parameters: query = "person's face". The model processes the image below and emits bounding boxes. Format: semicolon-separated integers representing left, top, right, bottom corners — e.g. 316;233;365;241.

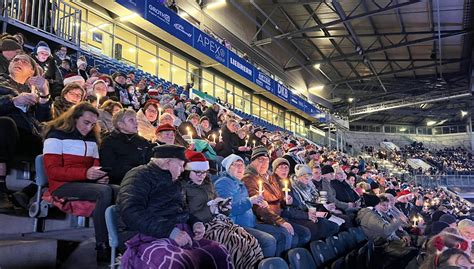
275;164;289;179
255;131;263;138
228;160;245;180
297;173;311;185
347;176;356;186
112;105;122;115
164;108;174;115
93;82;107;97
252;156;269;176
118;114;138;134
3;49;19;61
377;201;390;213
145;105;158;122
228;122;239;133
156;130;175;144
64;88;83;104
75;111;97;136
312;168;321;181
169;87;176;94
36;51;50;62
459;226;474;241
9;55;34;78
61;61;70;70
324;172;335;181
261;137;267;144
201;120;210;129
190;117;199;126
115;75;126;85
167;159;185;181
213;104;220;112
189;170;208;185
128;74;135;81
335;171;346;181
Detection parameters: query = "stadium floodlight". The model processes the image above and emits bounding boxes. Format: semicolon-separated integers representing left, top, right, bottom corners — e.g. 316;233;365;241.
205;0;226;10
461;110;468;117
309;85;324;93
313;64;321;70
348;97;354;103
426;120;436;126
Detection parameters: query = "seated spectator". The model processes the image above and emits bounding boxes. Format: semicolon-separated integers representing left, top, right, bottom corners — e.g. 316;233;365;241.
357;194;417;268
214;154;279;257
32;41;63;98
136;101;159;142
0;38;22;74
117;145;233;269
331;167;360;203
76;56;89;81
174;99;187;122
243;147;311;253
215;119;247;158
120;84;140;110
99;109;153;185
283;143;305;175
63;73;85;88
97;100;122;134
178;114;201;140
203;103;220;131
321;165;359;213
42;102;119;263
51;83;85;119
281;162;339;241
0;53;50;211
58;59;71;78
200;116;214;139
181;151;264;268
155;123;177;145
91;80;109;106
163;104;182;127
111;72;127;100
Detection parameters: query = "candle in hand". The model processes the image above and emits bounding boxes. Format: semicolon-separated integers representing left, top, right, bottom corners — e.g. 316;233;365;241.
96;94;101;108
219;130;222;140
253;140;256;148
283;180;290;202
245;139;248;147
158;107;162;121
212;134;216;143
258;180;263;195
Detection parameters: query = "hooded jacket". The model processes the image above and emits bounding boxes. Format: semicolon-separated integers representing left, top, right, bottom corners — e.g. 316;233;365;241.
356;207;403;242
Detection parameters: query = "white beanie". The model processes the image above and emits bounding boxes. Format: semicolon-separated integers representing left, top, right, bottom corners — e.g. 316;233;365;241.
63;74;85;85
295;164;312;177
36;42;51;56
77;58;87;68
221;154;244;172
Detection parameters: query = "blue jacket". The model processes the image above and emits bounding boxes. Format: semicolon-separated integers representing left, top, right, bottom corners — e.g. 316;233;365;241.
214;172;256;228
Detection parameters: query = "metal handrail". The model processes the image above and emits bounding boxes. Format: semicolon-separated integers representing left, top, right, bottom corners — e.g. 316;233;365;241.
414;174;474;188
1;0;81;46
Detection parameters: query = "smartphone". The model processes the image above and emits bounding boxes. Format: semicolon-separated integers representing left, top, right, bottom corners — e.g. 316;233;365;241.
100;167;112;173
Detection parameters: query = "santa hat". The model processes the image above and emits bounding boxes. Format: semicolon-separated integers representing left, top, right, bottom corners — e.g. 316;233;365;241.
184;150;209;171
92;79;106;88
64;73;85;85
35;41;51;55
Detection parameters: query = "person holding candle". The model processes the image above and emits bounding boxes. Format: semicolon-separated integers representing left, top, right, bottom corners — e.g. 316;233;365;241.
90;79;108;107
214;119;248;158
282;163;340;241
136;100;160;142
242;147;311;252
214;154;282;257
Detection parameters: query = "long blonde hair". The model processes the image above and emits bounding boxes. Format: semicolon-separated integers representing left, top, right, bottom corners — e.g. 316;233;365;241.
43;102;101;143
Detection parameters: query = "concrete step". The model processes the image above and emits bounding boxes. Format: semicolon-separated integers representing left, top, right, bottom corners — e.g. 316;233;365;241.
0;238;57;269
0;212;93;235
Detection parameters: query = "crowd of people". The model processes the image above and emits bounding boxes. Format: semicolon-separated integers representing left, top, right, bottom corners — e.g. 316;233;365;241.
0;32;473;269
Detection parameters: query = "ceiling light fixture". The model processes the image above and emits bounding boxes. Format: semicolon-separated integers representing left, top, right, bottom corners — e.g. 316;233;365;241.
205;0;226;10
461;110;468;117
313;63;321;70
426;120;436;126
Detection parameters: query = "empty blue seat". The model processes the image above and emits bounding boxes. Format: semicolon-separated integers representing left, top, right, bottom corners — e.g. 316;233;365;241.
331;256;345;269
258;257;288;269
310;240;336;266
105;205;120;269
287;248;317;269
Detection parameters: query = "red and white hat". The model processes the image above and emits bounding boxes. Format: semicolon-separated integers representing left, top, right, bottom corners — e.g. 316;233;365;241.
184;150;209;171
63;73;85;85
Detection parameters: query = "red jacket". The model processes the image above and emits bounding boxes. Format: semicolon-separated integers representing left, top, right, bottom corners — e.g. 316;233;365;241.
43;129;100;193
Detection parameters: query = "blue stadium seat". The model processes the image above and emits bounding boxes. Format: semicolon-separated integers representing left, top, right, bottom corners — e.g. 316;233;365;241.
287;248;317;269
331;256;345;269
258;257;289;269
105;205;120;269
29;155;48;232
339;231;357;251
310;240;336;266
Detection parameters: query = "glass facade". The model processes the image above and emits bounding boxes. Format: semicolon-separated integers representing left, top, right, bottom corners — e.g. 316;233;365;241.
350;124;468;135
66;1;309;136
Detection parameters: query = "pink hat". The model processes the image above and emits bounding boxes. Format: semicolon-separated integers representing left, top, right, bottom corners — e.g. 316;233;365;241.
63;73;85;85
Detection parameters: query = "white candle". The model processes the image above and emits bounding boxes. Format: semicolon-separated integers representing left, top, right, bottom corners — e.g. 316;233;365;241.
245;139;248;147
258;180;263;195
96;94;101;108
212;134;216;143
158;107;162;120
283;180;289;202
253;140;256;148
219;130;222;141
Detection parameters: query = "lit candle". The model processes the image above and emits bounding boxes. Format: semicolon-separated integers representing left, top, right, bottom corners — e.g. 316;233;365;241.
283;180;290;202
245;139;248;147
186;127;193;143
158;107;162;120
219;130;222;141
96;94;101;108
212;134;216;143
258;180;263;195
253;140;256;148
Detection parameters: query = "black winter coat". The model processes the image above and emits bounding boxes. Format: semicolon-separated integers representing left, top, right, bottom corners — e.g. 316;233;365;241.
117;162;198;245
0;75;51;135
331;180;359;203
203;107;219;131
215;124;240;157
32;54;63;99
99;131;153;185
0;54;10;75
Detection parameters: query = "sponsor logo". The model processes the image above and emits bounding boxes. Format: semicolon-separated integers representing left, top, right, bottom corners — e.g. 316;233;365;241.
230;57;252;77
277;84;289;99
174;23;192;38
196;33;226;63
149;4;170;25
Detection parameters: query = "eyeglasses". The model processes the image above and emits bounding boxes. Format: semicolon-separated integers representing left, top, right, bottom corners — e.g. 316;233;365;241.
12;57;31;65
66;91;83;98
231;162;245;168
191;170;208;176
